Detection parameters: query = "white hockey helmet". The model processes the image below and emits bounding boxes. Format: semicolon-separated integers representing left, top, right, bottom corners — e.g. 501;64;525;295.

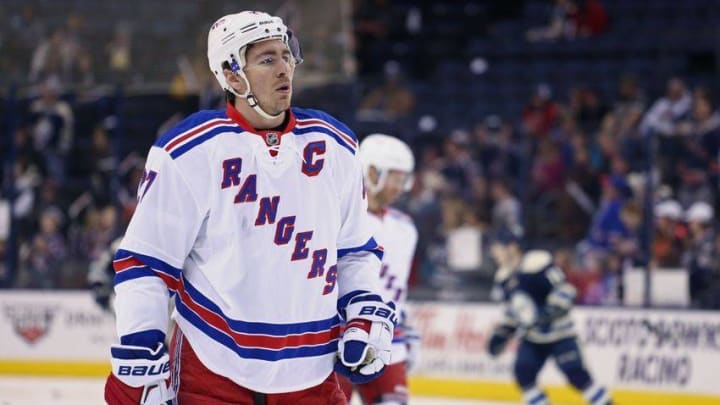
207;11;303;120
358;133;415;194
654;199;683;220
685;201;714;223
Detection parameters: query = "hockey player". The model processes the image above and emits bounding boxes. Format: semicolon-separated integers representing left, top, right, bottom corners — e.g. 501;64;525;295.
88;238;122;312
337;134;420;404
488;230;613;405
104;11;396;404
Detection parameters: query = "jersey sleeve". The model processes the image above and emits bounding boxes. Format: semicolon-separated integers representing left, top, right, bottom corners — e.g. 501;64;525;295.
499;306;520;328
113;146;207;347
543;265;577;311
397;221;418;310
335;155;383;300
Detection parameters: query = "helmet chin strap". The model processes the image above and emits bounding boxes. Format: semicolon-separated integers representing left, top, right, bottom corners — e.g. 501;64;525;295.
246;92;284;121
228;68;284;121
365;167;414;194
364;168;388;196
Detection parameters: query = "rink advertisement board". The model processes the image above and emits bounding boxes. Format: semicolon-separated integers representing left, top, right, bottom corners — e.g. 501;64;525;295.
1;291;718;404
0;290;116;376
407;302;720;405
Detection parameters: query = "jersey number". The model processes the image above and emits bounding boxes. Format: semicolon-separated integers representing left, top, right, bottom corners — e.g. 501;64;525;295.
380;264;403;302
137;170;158;202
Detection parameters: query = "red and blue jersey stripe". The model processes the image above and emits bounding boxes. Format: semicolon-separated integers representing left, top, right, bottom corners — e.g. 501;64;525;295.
113;249;341;361
155;110;243;159
292;108;358;155
154;108;359;158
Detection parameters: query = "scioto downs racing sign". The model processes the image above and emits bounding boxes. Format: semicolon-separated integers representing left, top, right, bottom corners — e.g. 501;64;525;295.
406;302;720;396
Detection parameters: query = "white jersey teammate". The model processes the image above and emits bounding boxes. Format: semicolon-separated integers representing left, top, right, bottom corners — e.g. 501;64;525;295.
104;11;396;405
337;134;419;405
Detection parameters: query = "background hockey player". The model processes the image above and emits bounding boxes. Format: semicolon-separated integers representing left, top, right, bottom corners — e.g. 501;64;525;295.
88;237;122;312
104;10;396;404
337;134;420;404
487;229;613;405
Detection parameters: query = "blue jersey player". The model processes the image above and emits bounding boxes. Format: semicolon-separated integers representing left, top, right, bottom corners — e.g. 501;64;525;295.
488;230;613;405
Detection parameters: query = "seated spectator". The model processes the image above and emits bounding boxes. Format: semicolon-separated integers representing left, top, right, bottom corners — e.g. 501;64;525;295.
679;93;720;181
404;144;446;285
357;61;415;121
643;78;694;186
62;13;94;86
601;77;647;173
409;143;446;204
674;91;720;207
608;75;647;129
577;0;608;36
446;206;487;273
107;23;132;83
568;86;608;134
490;179;522;237
11;127;47;239
526;0;581;42
567;133;601;202
555;248;599;304
87;125;116;205
613;200;642;263
29;29;79;83
69;204;119;266
440;130;482;199
583;173;633;254
32;178;67;228
580;250;622;305
472;115;522;179
558;135;599;242
640;77;692;137
652;199;687;268
27;76;74;180
677;169;714;210
19;208;67;289
117;157;145;223
522;83;560;139
73;50;96;90
531;138;566;194
682;201;718;308
527;0;607;41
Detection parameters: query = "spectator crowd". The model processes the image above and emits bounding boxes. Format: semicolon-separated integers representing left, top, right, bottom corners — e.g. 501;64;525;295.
2;0;719;309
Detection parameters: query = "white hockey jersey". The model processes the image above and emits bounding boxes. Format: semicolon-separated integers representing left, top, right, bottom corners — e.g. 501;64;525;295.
112;104;383;393
368;208;418;364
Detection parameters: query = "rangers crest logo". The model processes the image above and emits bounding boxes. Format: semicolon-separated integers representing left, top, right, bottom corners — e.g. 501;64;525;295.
4;304;56;344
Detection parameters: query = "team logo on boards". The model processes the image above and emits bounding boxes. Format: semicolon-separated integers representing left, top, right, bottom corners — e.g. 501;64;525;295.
3;304;56;344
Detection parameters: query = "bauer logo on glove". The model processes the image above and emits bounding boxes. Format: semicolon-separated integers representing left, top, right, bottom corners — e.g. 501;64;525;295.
335;293;396;384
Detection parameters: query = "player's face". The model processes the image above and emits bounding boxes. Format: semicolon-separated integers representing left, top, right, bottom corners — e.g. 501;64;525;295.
374;169;409;207
490;243;519;269
243;39;295;115
490;243;506;265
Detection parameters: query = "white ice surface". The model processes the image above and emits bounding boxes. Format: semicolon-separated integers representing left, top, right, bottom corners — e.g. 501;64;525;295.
0;376;518;405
